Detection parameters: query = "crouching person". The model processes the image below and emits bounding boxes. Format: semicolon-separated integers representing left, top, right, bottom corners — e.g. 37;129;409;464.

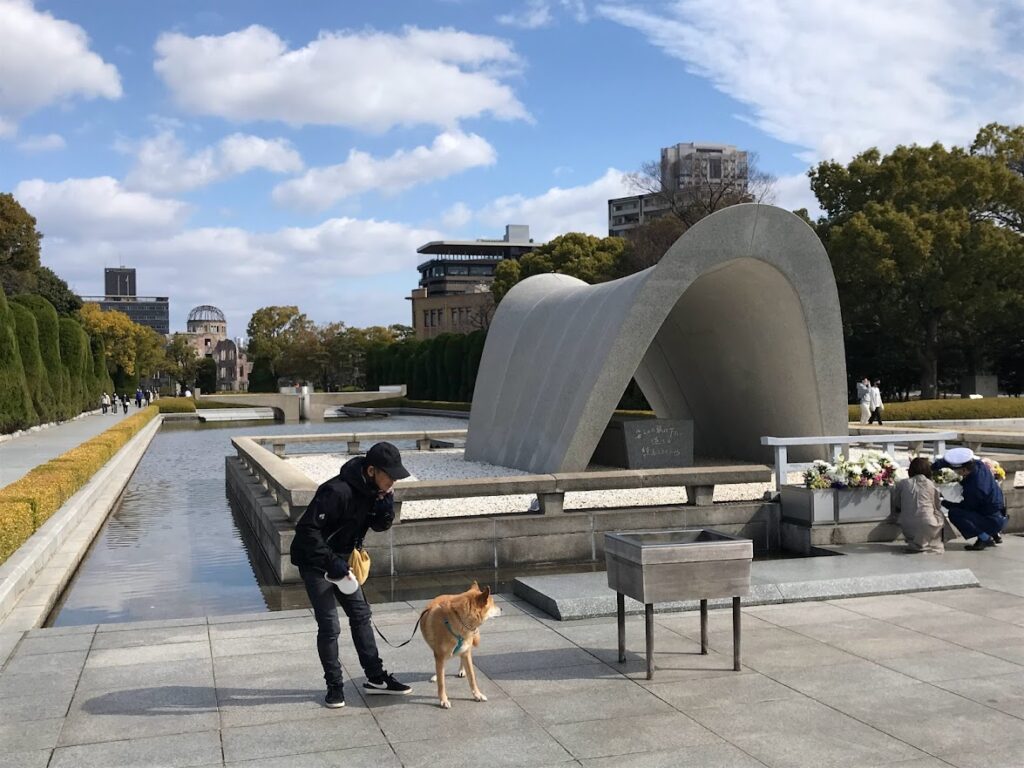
931;448;1007;551
290;442;413;708
894;458;946;553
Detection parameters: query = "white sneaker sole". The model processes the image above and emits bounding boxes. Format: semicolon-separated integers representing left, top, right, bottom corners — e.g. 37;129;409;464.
324;700;346;708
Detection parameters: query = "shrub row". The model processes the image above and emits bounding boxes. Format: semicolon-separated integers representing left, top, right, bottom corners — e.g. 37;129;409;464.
156;397;197;413
366;331;487;403
0;405;158;565
1;286;113;433
848;398;1024;422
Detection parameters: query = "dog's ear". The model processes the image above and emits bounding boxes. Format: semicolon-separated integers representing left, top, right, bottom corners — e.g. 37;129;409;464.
477;585;491;602
469;580;480;592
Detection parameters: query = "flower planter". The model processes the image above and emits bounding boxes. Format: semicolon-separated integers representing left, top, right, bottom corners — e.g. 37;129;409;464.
780;486;836;525
781;486;893;524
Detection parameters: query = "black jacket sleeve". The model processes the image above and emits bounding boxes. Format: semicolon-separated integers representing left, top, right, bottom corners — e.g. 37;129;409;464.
293;484;349;579
368;493;395;533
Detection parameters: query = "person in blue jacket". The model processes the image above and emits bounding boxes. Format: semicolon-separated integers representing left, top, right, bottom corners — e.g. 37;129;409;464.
932;447;1007;551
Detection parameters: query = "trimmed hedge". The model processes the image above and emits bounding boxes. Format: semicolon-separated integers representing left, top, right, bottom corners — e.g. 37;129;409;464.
194;398;257;409
0;285;36;432
13;294;71;420
157;397;197;413
0;501;34;565
848;398;1024;422
348;397;472;412
9;300;55;423
0;405;158;564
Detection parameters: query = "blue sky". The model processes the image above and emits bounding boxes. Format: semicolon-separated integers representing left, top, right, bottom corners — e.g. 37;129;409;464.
2;0;1022;336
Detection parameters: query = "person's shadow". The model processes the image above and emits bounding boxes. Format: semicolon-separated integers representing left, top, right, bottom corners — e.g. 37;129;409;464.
81;685;322;715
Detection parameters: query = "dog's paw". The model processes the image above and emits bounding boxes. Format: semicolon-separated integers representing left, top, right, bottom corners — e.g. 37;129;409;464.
430;674;437;682
439;698;451;709
472;690;488;702
458;669;466;678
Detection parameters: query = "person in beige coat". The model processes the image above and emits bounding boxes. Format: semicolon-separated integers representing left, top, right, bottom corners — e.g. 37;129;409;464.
894;457;949;553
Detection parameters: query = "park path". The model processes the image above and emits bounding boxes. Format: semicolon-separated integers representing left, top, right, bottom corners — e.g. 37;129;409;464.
0;407;135;488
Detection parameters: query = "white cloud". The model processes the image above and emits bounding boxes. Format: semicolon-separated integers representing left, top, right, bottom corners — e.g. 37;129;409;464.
498;0;554;28
498;0;589;27
598;0;1024;162
154;25;528;131
0;0;121;133
124;130;304;194
272;131;496;211
14;177;189;239
442;202;474;230
773;171;823;219
473;168;630;240
40;217;440;333
16;133;65;152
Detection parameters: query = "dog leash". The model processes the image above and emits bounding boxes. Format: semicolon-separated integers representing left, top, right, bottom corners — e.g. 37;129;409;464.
370;608;429;649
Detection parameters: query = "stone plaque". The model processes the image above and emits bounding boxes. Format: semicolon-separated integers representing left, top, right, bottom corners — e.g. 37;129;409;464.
592;419;694;468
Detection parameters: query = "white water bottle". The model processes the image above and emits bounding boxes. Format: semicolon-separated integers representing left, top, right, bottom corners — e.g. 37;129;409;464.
326;571;359;595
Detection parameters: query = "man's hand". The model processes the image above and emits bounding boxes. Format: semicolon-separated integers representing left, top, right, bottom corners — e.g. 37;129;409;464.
326;558;349;581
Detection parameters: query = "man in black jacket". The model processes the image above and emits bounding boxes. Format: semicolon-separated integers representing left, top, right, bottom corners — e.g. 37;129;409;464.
290;441;412;708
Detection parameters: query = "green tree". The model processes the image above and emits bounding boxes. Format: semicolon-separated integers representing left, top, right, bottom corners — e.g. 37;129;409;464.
248;357;278;393
13;294;69;419
79;303;138;379
165;334;200;394
492;232;629;303
10;301;55;422
619;216;687;275
246;305;303;370
0;285;37;432
0;193;42;298
444;333;467;402
809;133;1024;400
196;357;217;393
34;266;81;315
57;317;89;413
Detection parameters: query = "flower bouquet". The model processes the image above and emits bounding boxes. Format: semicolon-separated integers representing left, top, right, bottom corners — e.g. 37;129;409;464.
982;457;1007;481
803;452;898;490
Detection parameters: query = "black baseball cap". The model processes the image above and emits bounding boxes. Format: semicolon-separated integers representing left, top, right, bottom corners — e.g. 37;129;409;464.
365;441;410;480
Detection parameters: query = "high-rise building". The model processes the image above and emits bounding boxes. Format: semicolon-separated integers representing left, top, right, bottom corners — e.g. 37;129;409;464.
82;267;170;335
408;225;542;339
608;142;749;238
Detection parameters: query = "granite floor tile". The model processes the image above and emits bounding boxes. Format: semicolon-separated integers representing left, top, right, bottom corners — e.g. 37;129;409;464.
224;744;402;768
393;727;574;768
546;711;720;760
48;729;222;768
85;640;210;669
686;697;923;768
221;713;385;763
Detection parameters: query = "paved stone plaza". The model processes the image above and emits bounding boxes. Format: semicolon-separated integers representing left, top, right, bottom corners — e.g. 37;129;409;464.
3;538;1024;767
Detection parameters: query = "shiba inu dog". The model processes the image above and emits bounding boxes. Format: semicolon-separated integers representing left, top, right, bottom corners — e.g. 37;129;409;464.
419;581;502;709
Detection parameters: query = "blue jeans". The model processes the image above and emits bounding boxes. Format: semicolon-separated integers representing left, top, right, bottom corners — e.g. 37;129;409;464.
949;507;1008;540
299;567;384;687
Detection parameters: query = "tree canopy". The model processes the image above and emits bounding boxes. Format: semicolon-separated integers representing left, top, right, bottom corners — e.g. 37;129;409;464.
492;232;629;302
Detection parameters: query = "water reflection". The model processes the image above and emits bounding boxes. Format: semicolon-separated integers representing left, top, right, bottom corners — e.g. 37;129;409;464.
47;415;467;626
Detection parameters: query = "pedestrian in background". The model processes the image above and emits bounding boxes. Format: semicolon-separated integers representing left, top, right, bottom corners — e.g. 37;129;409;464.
856;377;872;424
868;380;884;425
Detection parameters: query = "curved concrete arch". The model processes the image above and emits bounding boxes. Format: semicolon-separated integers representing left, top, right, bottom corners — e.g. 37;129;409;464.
464;204;847;473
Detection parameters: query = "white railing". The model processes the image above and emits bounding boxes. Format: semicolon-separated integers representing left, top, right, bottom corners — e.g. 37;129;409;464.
760;432;959;492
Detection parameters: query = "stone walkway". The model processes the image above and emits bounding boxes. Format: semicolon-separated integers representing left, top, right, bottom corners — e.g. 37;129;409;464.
0;408;134;487
4;537;1024;766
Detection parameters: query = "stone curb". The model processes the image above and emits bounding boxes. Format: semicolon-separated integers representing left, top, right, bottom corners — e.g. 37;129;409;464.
0;409;102;445
0;415;163;632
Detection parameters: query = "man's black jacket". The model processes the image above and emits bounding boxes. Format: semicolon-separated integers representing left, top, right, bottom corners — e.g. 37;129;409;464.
290;456;395;579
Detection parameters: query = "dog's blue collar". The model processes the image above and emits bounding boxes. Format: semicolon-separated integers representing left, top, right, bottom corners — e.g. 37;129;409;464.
443;618;464;656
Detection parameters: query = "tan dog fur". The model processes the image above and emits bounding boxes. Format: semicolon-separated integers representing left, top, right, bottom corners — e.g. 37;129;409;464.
419;581;502;709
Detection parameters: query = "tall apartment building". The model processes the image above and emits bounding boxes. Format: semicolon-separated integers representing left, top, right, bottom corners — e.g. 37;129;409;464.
81;267;170;335
608;142;749;238
409;225;541;339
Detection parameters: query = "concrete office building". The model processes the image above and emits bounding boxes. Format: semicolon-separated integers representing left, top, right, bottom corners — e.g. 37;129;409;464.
409;225;542;339
608;142;749;238
81;267;170;335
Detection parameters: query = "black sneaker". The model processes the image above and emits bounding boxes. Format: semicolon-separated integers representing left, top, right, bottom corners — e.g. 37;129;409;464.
324;684;346;708
993;533;1003;545
364;672;412;695
966;538;995;551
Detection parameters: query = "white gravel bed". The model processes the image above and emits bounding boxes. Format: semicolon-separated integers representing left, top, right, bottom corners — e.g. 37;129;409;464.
286;445;1021;520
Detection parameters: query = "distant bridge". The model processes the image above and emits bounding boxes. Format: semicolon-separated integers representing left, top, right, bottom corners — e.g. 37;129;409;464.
198;387;404;422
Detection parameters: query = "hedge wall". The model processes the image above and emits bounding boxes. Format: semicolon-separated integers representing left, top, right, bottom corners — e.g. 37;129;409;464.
9;300;55;423
13;294;71;420
157;397;197;413
0;405;158;565
849;398;1024;422
0;285;36;433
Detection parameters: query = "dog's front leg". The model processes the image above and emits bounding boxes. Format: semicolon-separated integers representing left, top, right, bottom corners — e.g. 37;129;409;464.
434;654;450;709
462;652;487;702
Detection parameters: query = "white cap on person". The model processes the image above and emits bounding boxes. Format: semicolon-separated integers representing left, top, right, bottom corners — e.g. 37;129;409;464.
943;447;976;467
